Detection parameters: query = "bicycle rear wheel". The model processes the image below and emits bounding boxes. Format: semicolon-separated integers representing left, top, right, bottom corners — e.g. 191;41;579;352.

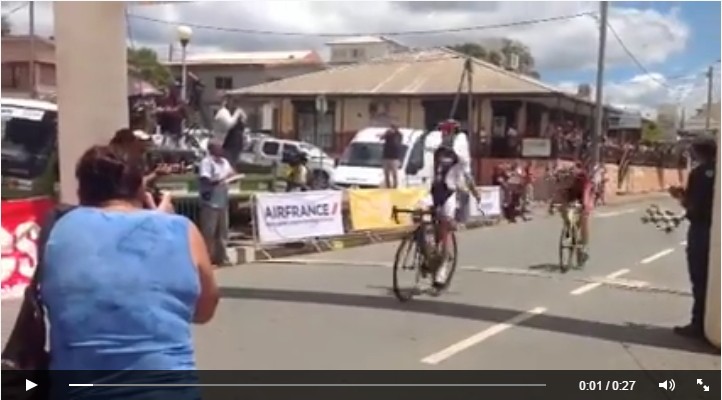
572;223;586;268
558;222;574;273
392;231;424;302
433;231;458;291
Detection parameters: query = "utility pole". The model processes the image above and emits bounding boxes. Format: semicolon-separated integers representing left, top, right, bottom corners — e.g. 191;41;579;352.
591;1;608;169
29;1;37;99
465;57;477;178
705;65;714;132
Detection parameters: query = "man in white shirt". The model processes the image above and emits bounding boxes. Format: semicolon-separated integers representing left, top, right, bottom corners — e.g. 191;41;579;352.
199;140;237;265
213;95;246;141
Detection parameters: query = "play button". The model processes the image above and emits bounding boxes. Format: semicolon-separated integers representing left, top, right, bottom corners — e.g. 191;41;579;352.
26;379;37;392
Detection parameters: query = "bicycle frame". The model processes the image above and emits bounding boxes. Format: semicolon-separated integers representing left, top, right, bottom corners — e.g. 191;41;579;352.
561;202;583;230
392;206;442;263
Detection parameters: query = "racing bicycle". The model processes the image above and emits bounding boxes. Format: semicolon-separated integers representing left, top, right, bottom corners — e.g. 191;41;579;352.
558;201;585;272
390;206;458;302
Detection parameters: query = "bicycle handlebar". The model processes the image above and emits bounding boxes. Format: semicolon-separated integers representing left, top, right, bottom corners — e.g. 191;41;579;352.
390;206;434;224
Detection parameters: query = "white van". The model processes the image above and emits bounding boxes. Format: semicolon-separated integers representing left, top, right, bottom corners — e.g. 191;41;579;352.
332;126;471;188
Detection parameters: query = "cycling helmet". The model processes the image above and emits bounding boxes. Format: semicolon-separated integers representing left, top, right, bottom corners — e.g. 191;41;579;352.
438;119;460;135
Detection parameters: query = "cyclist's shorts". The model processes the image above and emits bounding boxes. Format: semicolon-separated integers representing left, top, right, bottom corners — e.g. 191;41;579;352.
562;188;591;215
564;187;585;204
429;182;457;220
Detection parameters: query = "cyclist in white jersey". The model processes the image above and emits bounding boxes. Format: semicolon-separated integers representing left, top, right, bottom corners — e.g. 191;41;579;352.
429;120;479;287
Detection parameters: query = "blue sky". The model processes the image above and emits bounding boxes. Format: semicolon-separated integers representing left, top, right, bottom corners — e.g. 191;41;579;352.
543;1;720;85
543;1;721;112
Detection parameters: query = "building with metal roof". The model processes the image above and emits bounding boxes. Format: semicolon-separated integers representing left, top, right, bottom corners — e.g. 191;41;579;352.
228;47;612;164
231;47;582;98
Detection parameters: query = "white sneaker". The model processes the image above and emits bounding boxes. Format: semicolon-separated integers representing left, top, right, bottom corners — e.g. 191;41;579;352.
434;263;450;286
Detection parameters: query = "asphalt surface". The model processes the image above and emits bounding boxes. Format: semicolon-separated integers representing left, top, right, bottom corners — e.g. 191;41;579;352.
2;198;719;372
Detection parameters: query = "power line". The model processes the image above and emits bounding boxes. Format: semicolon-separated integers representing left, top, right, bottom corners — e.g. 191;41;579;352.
128;11;595;38
605;18;673;90
1;1;28;18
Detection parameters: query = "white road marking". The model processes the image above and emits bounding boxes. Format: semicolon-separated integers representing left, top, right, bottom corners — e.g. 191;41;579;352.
421;307;547;365
259;260;682;295
679;240;687;246
570;268;630;295
640;248;675;264
594;208;638;218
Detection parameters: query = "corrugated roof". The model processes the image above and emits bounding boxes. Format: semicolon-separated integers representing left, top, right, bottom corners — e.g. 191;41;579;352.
229;48;565;97
165;50;323;66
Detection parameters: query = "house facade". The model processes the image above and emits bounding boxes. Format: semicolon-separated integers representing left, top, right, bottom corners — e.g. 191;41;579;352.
1;35;160;102
1;35;57;99
326;36;409;65
682;103;720;136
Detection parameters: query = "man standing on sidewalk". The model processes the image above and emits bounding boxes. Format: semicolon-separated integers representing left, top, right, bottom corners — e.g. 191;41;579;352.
381;124;403;188
199;141;236;266
669;139;716;339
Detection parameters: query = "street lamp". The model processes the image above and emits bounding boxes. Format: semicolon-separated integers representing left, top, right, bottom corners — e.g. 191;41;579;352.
176;25;192;102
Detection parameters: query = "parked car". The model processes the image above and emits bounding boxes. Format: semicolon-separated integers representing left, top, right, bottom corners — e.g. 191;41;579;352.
333;126;471;188
238;136;335;188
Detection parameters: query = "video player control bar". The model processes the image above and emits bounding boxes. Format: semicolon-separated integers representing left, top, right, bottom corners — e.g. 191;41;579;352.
69;383;547;387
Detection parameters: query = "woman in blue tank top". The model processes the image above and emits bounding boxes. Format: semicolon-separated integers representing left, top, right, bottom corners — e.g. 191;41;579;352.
41;145;219;400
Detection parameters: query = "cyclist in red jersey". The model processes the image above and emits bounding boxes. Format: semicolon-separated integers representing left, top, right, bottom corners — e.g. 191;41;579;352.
559;161;594;262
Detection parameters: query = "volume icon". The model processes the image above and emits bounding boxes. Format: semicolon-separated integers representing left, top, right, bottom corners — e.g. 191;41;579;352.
658;379;676;391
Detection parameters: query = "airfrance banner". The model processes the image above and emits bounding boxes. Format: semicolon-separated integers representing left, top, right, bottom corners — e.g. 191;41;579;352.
254;191;344;244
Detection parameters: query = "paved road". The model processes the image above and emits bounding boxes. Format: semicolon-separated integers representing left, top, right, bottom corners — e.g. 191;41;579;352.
2;198;719;371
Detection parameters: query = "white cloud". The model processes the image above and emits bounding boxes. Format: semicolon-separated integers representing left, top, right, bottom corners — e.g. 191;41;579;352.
3;1;689;72
558;66;720;119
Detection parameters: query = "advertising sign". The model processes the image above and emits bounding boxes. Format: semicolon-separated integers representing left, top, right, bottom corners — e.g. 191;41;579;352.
348;188;428;231
254;191;344;244
1;197;54;300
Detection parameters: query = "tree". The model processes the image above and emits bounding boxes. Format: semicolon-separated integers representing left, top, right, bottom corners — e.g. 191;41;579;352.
127;47;172;88
499;38;537;76
1;15;11;36
448;39;541;78
448;43;487;60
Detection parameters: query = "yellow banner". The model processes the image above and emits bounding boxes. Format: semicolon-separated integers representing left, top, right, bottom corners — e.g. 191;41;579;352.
348;188;428;231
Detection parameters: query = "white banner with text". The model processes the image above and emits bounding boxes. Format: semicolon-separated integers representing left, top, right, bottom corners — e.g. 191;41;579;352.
469;186;502;217
254;191;345;244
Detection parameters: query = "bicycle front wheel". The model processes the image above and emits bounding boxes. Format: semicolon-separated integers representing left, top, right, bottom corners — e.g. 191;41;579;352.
392;231;424;302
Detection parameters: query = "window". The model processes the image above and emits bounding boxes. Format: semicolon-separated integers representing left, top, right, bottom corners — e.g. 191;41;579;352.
293;100;336;151
281;143;301;163
331;48;347;60
214;76;233;90
282;143;300;155
261;140;280;156
1;64;26;89
350;48;365;59
339;142;408;168
405;138;424;173
1;109;57;179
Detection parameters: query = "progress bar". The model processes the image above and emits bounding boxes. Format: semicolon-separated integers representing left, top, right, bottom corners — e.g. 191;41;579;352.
69;383;547;388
